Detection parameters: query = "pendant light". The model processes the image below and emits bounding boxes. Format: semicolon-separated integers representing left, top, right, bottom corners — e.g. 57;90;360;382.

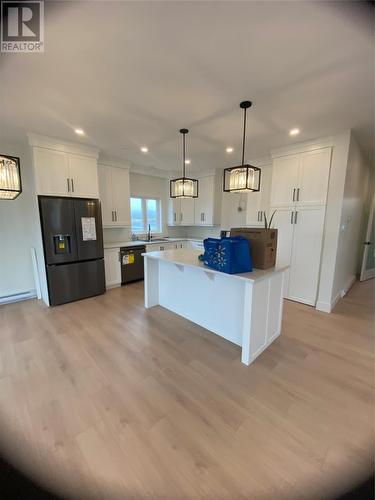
170;129;198;198
223;101;261;192
0;155;22;200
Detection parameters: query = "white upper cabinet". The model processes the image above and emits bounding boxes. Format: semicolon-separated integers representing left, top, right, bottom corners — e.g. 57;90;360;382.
270;148;331;208
180;198;195;225
169;196;195;225
111;167;131;226
33;148;70;196
270;154;300;207
68;154;98;198
98;164;130;227
246;164;272;226
194;176;214;225
297;148;331;206
169;175;218;227
30;135;100;199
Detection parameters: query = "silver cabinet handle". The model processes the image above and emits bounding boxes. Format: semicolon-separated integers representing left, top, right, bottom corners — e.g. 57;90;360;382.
71;178;74;192
260;211;263;222
114;211;117;222
297;188;300;201
290;211;294;224
201;212;204;221
111;211;114;222
174;212;176;222
293;188;296;202
294;211;298;224
67;178;70;192
180;213;183;222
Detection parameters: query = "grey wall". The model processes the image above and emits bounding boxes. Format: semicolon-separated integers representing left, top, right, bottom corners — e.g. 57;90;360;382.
0;139;41;299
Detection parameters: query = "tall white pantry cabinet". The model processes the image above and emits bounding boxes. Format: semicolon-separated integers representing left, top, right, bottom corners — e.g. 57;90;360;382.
270;147;332;306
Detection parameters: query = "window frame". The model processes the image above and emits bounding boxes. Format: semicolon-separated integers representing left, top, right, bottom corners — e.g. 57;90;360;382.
130;196;162;234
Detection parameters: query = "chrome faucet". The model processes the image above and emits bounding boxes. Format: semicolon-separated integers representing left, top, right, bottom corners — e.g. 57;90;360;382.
147;224;151;242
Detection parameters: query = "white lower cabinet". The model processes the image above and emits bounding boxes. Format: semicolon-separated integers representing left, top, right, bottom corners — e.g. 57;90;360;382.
104;248;122;288
272;206;326;306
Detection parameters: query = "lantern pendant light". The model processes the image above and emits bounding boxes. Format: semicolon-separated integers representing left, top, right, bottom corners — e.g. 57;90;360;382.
170;129;198;198
223;101;261;193
0;155;22;200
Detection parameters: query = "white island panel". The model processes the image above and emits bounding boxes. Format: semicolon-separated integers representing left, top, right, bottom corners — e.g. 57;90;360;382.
143;249;287;365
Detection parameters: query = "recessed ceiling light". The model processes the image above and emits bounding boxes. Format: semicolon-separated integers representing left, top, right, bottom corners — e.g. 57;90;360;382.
289;128;300;136
184;159;191;164
140;147;148;153
75;128;84;135
226;147;234;153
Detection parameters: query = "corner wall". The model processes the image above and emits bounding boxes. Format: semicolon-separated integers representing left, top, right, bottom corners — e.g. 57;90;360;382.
0;139;41;301
330;135;371;303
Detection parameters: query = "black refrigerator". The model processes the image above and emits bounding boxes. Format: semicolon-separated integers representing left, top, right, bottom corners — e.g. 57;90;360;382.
39;196;106;306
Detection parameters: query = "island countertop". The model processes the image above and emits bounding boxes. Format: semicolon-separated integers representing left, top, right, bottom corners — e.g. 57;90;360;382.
143;248;288;284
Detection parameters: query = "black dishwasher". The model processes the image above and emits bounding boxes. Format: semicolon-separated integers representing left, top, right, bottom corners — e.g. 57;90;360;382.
120;245;146;284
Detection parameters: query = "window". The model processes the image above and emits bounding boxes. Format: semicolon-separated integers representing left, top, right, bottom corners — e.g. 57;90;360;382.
130;197;162;233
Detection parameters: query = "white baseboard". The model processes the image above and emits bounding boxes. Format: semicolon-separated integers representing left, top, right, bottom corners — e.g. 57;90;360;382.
0;290;37;305
316;275;356;313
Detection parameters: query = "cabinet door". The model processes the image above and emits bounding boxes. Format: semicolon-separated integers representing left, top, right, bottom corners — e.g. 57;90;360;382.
104;248;122;288
246;191;262;226
272;209;295;267
111;167;131;226
33;148;70;196
98;165;114;226
170;199;181;225
194;176;214;225
272;208;295;295
270;154;299;207
297;148;331;207
288;207;326;306
69;154;99;198
180;198;195;225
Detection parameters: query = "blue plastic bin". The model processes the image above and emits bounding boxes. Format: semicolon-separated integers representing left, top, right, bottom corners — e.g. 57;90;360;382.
203;236;252;274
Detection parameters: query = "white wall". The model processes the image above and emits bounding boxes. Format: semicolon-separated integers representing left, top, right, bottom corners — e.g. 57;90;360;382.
315;131;351;312
331;135;371;302
0;139;41;300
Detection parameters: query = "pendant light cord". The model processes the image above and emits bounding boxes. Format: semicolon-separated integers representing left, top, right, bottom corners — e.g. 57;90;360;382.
182;132;186;178
242;106;247;166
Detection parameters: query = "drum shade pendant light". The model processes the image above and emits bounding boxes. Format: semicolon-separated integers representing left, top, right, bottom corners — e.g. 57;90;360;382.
0;155;22;200
170;129;198;198
223;101;261;192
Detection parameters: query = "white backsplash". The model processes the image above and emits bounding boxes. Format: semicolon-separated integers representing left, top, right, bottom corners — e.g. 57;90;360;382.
103;227;131;243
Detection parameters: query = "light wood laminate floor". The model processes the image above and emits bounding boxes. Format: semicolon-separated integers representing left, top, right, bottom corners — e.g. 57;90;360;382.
0;279;373;499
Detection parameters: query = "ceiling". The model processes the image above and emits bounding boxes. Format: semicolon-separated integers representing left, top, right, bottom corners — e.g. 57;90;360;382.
1;1;373;173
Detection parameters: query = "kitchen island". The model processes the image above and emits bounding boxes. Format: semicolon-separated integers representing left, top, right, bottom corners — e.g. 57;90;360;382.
143;249;288;365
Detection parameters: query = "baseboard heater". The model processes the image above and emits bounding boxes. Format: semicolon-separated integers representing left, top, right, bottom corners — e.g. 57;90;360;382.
0;290;37;305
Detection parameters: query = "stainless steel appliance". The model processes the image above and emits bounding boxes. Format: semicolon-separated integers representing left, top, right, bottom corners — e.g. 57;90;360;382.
120;245;145;284
39;196;105;306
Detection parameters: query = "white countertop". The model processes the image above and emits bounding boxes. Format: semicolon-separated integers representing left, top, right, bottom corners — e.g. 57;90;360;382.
104;238;203;249
143;248;288;283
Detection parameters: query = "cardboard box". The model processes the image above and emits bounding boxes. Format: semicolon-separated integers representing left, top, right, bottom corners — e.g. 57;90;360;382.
230;227;278;270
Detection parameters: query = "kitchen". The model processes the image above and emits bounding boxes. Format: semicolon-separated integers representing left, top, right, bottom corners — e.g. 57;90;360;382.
0;1;374;499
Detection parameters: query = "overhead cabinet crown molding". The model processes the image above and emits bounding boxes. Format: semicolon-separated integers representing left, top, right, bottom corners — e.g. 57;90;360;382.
28;133;99;159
